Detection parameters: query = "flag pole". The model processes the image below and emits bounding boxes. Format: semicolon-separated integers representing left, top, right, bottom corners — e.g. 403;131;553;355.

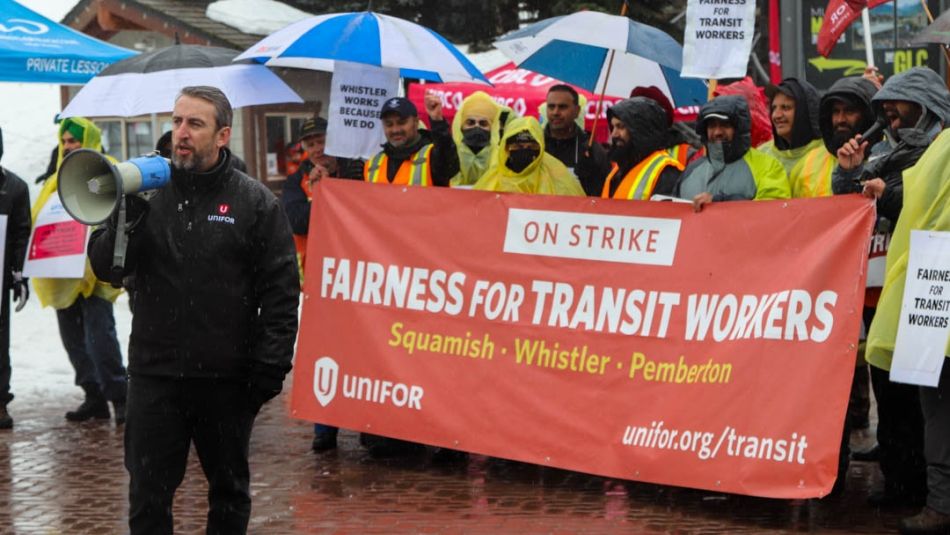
860;8;874;67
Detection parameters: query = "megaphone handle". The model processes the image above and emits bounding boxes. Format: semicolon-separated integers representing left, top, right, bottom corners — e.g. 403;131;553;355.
111;195;129;289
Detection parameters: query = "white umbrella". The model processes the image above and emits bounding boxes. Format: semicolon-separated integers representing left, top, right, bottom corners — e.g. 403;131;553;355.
61;44;302;118
235;11;489;84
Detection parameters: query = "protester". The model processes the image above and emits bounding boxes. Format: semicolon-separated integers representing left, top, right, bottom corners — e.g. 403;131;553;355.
629;85;702;167
675;95;790;211
473;116;584;196
281;115;361;453
88;86;300;534
760;78;824;176
601;97;683;200
864;128;950;535
450;91;513;186
31;117;127;424
542;84;609;196
364;95;459;186
792;76;879;198
0;126;31;429
158;129;248;172
833;66;950;509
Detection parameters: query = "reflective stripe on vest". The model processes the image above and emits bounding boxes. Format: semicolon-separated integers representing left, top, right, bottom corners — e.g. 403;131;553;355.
601;150;683;200
363;144;434;186
793;148;835;198
668;143;691;168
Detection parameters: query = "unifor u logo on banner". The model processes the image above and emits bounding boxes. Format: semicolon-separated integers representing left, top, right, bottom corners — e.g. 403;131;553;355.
313;356;339;407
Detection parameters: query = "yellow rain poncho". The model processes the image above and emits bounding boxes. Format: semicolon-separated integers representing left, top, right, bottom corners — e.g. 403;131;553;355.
473;116;584;196
866;129;950;369
451;91;512;186
31;117;122;309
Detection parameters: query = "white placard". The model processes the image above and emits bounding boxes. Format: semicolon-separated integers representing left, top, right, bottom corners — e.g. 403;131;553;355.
23;195;89;279
326;61;400;160
681;0;756;80
890;230;950;386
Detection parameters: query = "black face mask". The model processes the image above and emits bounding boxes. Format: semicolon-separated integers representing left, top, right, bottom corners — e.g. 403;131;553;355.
506;148;540;173
462;127;491;153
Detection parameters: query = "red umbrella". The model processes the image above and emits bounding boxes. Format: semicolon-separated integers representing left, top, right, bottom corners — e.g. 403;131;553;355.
408;63;700;144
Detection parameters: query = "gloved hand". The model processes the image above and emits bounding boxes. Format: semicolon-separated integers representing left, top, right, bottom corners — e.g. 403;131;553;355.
574;148;598;180
11;272;28;312
109;194;151;233
248;373;284;413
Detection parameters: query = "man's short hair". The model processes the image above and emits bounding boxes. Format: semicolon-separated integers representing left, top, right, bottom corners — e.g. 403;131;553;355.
547;84;579;106
177;86;233;130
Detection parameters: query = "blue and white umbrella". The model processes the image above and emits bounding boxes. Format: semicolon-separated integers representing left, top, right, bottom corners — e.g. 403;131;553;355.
494;11;706;107
234;11;489;84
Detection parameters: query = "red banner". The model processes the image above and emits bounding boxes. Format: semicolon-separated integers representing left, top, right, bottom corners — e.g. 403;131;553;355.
817;0;890;57
293;181;875;499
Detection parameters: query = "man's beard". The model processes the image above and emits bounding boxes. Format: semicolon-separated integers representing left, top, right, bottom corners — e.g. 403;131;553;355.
830;126;858;153
172;147;210;172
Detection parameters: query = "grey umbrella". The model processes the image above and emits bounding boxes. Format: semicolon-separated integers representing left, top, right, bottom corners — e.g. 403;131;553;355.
60;44;302;118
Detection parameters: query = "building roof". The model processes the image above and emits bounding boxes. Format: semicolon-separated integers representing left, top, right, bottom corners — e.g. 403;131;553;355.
63;0;261;50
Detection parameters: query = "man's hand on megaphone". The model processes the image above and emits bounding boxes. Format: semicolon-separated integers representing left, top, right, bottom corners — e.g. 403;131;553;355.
11;272;28;312
109;195;151;233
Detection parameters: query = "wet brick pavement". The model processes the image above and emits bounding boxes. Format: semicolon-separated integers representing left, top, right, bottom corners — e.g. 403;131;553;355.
0;384;913;534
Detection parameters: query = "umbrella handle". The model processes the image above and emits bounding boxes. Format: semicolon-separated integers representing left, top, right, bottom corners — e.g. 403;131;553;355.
588;1;630;149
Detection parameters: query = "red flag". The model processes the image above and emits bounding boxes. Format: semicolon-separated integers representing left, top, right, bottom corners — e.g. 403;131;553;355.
817;0;890;57
768;0;782;83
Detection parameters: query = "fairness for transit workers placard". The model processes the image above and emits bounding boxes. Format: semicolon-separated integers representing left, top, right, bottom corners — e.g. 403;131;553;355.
292;180;876;499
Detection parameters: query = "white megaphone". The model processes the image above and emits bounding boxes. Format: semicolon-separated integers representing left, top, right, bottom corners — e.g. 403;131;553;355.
57;149;170;287
58;148;170;225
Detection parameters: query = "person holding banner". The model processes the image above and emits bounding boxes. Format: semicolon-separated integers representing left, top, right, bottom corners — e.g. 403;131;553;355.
450;91;514;187
30;117;128;424
88;86;300;534
281;115;361;453
600;97;684;200
364;95;459;187
760;78;824;177
864;129;950;535
675;95;790;211
0;126;31;429
542;85;609;196
833;67;950;509
473;116;584;196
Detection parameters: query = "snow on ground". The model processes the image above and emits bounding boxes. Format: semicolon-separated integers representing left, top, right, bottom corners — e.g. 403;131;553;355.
207;0;312;36
10;293;132;400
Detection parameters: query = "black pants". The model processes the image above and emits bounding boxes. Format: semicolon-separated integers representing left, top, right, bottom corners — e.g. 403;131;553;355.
870;364;927;496
125;375;259;535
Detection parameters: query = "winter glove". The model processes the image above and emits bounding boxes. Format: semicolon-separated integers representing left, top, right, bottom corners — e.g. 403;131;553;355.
108;194;151;233
248;366;286;412
11;272;28;312
574;148;598;180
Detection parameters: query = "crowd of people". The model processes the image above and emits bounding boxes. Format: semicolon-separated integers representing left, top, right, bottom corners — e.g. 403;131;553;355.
0;60;947;534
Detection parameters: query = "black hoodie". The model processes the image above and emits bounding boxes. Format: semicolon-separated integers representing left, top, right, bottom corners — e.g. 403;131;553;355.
604;98;680;197
818;76;880;154
771;78;821;150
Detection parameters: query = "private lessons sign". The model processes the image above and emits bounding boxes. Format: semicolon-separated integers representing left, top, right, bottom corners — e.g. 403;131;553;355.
293;181;875;499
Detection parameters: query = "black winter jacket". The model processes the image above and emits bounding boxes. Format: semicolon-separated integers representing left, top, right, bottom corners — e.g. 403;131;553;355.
89;149;300;386
543;124;610;197
0;167;30;291
283;157;363;236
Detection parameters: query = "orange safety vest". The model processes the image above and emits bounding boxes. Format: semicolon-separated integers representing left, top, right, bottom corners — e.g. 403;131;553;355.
363;144;434;186
667;143;693;168
601;150;683;200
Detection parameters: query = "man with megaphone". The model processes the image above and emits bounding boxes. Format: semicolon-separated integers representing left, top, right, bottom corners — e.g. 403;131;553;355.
87;86;300;535
30;117;128;425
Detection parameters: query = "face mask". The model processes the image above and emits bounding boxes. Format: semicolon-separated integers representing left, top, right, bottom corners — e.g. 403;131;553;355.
462;127;491;152
506;148;540;173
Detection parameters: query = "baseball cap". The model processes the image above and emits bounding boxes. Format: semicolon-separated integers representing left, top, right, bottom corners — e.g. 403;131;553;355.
298;116;328;140
702;112;731;121
380;97;418;119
